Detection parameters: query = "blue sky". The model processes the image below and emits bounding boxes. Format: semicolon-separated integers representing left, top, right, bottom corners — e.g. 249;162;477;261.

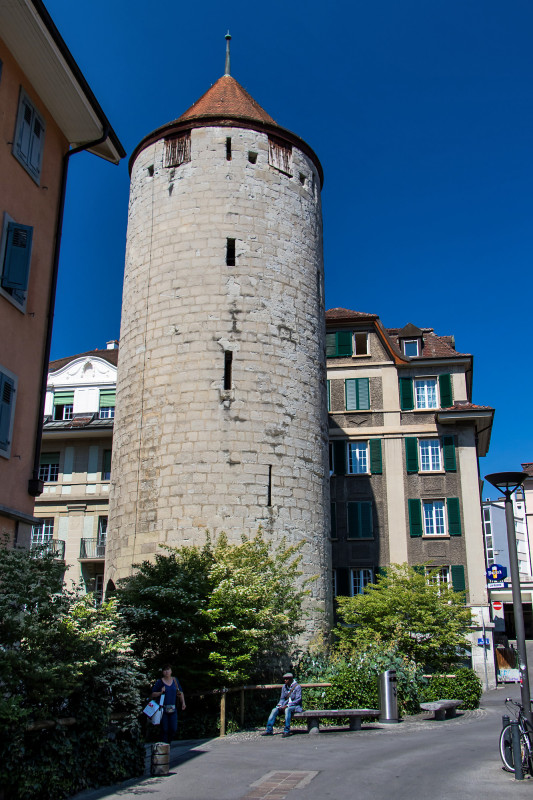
45;0;533;491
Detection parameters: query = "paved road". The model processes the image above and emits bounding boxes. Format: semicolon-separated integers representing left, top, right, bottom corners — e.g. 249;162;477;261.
74;683;533;800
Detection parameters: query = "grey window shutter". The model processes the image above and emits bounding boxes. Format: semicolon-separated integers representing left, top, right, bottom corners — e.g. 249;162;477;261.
357;378;370;410
408;499;423;536
16;100;32;161
0;373;15;449
442;435;456;472
399;377;414;410
29;116;44;174
2;223;33;291
405;437;419;473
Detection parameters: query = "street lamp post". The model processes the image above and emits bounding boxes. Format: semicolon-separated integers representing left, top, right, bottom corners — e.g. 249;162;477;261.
486;472;531;725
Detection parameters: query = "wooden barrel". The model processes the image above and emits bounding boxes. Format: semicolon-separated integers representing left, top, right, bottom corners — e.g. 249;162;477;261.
151;742;170;776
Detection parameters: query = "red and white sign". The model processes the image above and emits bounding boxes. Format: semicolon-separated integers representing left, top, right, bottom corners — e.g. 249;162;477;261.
493;601;503;612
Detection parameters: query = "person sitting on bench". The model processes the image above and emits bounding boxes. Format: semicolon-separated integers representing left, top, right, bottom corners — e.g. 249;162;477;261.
262;672;302;738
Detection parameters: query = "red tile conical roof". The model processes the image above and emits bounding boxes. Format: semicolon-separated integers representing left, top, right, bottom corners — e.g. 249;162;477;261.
177;75;277;126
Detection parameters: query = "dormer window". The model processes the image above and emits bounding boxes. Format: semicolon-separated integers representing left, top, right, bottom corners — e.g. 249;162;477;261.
403;339;419;357
164;133;191;168
268;137;292;176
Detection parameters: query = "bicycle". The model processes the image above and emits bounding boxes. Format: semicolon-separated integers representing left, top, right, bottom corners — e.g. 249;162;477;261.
499;698;533;774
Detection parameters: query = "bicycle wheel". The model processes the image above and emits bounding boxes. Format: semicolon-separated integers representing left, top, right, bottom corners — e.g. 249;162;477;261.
499;724;531;774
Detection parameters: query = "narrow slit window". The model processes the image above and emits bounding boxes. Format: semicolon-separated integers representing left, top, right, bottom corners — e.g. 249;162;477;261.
248;151;257;164
224;351;233;390
226;137;232;161
267;465;272;506
226;238;236;267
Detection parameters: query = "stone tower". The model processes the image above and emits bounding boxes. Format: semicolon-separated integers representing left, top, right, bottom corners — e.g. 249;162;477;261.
106;46;330;639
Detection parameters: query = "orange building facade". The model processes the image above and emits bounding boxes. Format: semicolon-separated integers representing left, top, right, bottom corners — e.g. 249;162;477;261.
0;0;124;546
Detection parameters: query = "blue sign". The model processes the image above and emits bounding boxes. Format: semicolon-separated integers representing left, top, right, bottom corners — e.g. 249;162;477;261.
477;637;490;647
486;564;507;582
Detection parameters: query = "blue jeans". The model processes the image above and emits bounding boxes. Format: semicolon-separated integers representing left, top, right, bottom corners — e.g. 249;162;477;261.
161;710;178;743
266;705;301;733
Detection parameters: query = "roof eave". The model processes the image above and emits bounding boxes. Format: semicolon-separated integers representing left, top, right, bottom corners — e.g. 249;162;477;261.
436;408;494;457
0;0;125;164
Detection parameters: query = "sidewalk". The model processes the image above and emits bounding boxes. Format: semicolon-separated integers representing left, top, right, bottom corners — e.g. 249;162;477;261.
73;684;532;800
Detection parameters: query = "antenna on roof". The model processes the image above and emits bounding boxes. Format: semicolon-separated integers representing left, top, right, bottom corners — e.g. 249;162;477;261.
225;31;231;76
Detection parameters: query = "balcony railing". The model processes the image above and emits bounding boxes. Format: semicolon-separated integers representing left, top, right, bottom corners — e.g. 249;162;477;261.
80;538;106;559
31;539;66;559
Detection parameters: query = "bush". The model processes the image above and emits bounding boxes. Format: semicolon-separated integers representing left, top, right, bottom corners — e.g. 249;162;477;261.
422;667;482;710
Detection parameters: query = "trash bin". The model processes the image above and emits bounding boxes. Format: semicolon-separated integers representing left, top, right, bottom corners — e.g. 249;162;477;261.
151;742;170;776
379;669;398;723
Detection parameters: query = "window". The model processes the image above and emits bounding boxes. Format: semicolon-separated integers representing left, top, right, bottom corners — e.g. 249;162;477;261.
347;502;373;538
31;518;54;545
403;339;419;357
0;367;16;459
345;378;370;410
39;452;59;482
419;439;442;471
102;450;112;480
415;378;438;409
98;516;108;544
53;391;74;420
354;333;369;356
423;500;446;536
0;213;33;310
347;442;368;474
226;238;235;267
13;89;46;183
163;133;191;168
330;502;337;538
268;136;292;175
99;389;116;419
351;568;374;595
425;565;450;587
326;331;352;357
226;137;232;161
327;379;331;412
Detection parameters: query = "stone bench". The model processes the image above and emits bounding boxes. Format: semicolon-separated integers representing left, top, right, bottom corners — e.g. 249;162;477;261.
419;700;462;720
292;709;381;734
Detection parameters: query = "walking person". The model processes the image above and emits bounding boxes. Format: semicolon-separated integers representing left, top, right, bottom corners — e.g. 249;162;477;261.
151;664;186;744
262;672;302;738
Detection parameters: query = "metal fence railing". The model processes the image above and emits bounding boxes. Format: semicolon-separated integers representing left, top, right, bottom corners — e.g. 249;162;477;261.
80;538;106;559
31;539;65;559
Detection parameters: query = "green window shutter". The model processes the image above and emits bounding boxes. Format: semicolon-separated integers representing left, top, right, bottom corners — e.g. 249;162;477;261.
357;378;370;410
447;497;462;536
53;391;74;406
347;502;359;538
361;502;373;537
333;440;346;475
345;379;357;410
450;565;466;592
375;566;386;580
413;565;425;576
330;502;337;537
0;373;15;449
325;333;337;357
1;223;33;291
348;502;373;538
408;499;423;537
439;374;453;408
442;435;456;472
40;452;59;465
369;439;382;474
327;379;331;412
99;390;116;407
337;330;353;356
405;437;419;473
399;377;414;411
336;568;350;597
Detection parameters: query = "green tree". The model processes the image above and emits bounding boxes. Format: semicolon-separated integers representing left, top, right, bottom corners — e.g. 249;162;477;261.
117;531;310;686
335;563;472;670
0;546;144;800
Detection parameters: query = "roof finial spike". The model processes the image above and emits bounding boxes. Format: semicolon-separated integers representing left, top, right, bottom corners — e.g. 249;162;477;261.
224;31;231;76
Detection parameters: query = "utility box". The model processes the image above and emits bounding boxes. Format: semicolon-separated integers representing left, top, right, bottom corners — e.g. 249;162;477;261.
379;669;398;723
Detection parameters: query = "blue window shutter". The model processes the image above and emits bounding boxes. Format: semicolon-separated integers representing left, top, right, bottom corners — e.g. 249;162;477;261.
405;437;419;473
16;99;33;162
333;440;346;475
408;499;423;537
442;435;456;472
451;565;466;592
0;373;15;449
439;374;453;408
29;115;45;174
2;223;33;290
399;377;414;410
447;498;462;535
345;379;357;410
369;439;382;474
357;378;370;410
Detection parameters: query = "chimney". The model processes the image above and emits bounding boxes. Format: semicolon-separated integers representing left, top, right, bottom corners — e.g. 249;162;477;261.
106;340;119;350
